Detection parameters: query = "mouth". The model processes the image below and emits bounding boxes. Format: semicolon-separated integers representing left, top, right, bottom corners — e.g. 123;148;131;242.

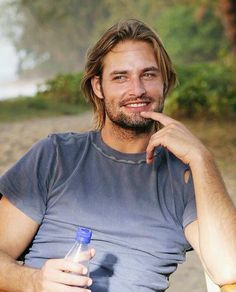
125;102;150;108
121;100;152;111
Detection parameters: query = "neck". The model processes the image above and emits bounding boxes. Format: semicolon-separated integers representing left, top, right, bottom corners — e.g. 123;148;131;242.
101;121;155;154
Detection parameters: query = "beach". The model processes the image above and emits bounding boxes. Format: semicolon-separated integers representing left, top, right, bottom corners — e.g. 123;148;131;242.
0;111;235;291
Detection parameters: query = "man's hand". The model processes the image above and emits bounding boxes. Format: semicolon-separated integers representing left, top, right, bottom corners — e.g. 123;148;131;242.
140;112;236;285
31;249;95;292
140;111;210;165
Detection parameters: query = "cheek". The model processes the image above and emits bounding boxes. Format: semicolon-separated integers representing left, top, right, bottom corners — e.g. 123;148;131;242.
103;83;129;99
147;83;164;96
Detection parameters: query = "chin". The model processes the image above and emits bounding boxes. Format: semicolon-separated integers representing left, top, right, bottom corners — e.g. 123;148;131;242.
113;118;155;134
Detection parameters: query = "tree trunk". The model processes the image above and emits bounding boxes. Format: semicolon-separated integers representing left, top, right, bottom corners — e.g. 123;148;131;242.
218;0;236;54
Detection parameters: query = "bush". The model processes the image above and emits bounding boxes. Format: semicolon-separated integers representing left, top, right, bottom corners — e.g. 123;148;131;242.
37;72;87;106
34;63;236;120
165;63;236;119
154;4;229;65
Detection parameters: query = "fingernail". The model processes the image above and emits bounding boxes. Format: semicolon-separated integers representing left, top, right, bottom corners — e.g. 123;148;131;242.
90;248;96;257
146;157;152;164
88;278;93;286
82;267;88;275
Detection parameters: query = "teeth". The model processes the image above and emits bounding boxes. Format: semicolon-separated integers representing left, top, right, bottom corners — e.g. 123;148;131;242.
127;103;147;107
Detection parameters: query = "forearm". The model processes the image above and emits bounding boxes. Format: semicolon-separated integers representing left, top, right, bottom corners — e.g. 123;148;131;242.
140;112;236;284
190;150;236;284
0;250;37;292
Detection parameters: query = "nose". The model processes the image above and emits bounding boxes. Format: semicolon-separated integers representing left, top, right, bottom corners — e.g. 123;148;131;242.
129;77;146;97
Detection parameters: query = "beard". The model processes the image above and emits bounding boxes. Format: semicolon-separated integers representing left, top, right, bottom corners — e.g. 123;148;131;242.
104;96;164;135
106;109;154;134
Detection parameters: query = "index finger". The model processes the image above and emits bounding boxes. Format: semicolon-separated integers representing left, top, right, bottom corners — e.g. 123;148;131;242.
140;111;176;126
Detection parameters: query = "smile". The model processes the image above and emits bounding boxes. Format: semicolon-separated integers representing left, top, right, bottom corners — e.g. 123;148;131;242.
126;103;149;108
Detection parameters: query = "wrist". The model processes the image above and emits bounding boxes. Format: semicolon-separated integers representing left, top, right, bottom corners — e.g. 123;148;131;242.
189;146;214;172
23;267;39;292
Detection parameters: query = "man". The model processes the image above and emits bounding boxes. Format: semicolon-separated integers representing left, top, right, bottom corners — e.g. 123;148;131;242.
0;19;236;292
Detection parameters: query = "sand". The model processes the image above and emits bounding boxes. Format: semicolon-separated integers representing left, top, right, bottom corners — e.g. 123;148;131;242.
0;112;235;291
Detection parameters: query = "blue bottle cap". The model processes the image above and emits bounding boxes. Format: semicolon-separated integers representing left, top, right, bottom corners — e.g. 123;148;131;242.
76;227;92;244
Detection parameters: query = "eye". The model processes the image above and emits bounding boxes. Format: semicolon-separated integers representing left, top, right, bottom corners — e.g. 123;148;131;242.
113;75;127;82
142;72;156;79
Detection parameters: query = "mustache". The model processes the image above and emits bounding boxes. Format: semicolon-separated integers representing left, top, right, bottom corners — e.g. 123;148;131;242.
119;96;154;107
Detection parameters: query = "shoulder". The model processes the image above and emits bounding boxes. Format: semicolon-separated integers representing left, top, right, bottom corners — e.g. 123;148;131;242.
48;131;91;147
15;131;92;167
44;131;93;165
34;131;92;154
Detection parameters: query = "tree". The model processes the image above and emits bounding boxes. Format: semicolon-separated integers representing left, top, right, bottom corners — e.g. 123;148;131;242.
0;0;110;76
218;0;236;54
0;0;165;77
0;0;233;77
153;3;229;65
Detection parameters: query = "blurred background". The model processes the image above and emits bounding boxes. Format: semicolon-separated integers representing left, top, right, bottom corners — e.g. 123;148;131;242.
0;0;235;291
0;0;235;119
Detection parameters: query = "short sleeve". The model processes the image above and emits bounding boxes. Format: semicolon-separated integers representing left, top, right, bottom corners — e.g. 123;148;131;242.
0;136;56;224
182;170;197;229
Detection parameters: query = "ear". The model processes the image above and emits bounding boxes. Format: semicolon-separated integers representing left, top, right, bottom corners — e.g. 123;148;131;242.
91;76;104;99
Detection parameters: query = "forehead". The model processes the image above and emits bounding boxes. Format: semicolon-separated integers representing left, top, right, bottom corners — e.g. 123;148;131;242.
102;40;157;72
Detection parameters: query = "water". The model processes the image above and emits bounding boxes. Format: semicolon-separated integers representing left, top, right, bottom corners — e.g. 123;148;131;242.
0;79;42;100
0;34;41;100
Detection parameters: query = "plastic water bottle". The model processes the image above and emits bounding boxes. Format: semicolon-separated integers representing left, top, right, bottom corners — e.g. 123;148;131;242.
65;227;93;276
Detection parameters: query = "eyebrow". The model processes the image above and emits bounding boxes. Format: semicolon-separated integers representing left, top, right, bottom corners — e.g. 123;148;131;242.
142;66;160;73
110;66;160;76
110;70;128;76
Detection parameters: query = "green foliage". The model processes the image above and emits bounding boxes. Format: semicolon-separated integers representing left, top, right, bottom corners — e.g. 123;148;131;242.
0;0;109;75
165;62;236;118
35;63;236;120
36;72;87;105
0;0;231;76
1;0;161;76
154;4;229;65
0;61;235;122
0;0;234;121
0;95;89;123
0;72;90;122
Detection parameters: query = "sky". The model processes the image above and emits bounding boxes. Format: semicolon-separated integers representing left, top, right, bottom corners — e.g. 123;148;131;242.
0;0;39;99
0;35;39;100
0;35;18;82
0;0;19;83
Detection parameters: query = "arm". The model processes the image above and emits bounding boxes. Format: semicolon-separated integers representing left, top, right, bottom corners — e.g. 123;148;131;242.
140;112;236;286
0;196;39;291
184;151;236;285
0;196;93;292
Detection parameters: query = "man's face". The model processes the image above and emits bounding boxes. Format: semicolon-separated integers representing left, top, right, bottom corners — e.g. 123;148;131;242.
93;40;164;132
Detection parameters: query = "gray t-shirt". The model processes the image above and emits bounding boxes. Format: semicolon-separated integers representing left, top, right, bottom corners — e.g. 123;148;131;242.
0;131;197;292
